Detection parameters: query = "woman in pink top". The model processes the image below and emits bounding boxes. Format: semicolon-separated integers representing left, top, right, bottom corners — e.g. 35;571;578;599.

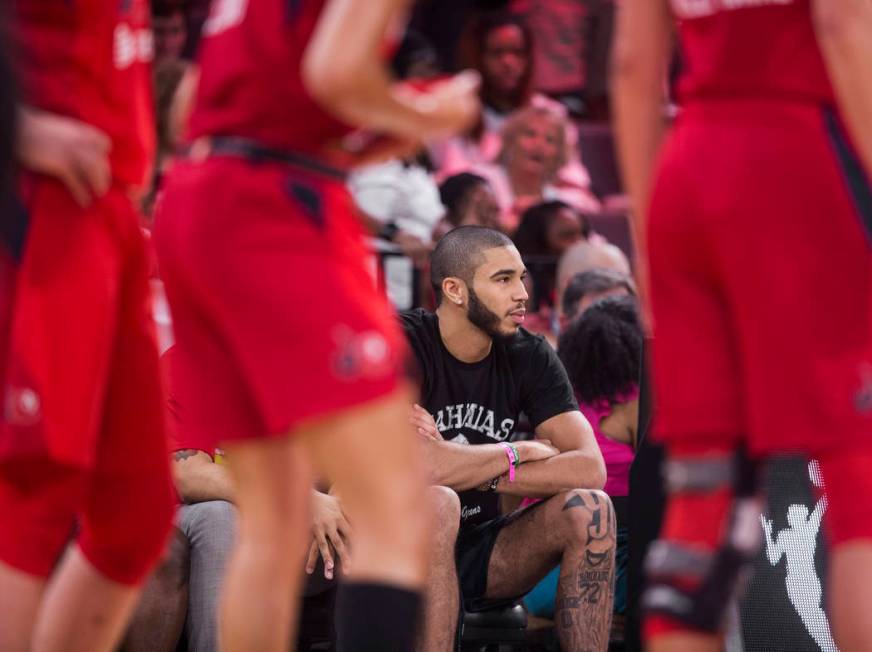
525;295;642;618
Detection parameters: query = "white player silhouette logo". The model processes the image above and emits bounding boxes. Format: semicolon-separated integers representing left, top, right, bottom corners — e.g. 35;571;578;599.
760;461;838;652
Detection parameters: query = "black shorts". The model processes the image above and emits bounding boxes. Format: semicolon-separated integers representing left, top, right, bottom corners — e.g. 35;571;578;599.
455;501;547;609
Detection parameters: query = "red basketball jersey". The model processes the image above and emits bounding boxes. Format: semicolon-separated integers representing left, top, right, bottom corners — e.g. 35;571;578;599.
670;0;834;104
12;0;155;189
187;0;353;157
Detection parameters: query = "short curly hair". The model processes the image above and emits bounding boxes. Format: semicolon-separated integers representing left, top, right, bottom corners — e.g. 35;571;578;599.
557;295;643;404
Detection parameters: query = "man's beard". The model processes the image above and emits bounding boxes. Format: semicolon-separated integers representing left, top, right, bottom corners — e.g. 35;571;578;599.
467;287;516;343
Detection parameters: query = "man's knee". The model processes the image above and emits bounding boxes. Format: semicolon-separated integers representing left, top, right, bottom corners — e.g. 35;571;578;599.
181;500;238;541
151;528;190;586
558;489;616;548
426;486;460;542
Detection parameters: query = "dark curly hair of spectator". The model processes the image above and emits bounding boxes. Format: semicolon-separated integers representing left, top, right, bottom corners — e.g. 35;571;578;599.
512;200;590;257
558;295;643;405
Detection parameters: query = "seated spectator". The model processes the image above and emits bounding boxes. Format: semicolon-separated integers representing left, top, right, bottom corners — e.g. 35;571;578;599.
434;172;501;238
347;155;444;267
121;348;347;652
525;295;642;622
391;29;442;81
511;201;588;339
403;225;615;652
472;105;600;232
432;13;594;200
555;237;631;318
560;267;636;329
152;1;188;64
513;200;589;260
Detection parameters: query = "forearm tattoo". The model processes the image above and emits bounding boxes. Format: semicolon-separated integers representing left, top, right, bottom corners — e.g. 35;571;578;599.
557;491;616;652
173;448;199;462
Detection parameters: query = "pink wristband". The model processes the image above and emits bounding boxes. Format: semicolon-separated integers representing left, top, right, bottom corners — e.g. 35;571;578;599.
500;443;516;483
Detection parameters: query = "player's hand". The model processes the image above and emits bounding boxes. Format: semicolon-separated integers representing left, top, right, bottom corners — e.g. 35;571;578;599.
760;514;773;537
393;70;482;140
330;131;423;169
17;106;112;208
516;439;560;463
306;492;352;580
410;403;440;441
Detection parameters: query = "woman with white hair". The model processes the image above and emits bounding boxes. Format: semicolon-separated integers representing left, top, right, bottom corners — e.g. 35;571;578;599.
473;105;601;232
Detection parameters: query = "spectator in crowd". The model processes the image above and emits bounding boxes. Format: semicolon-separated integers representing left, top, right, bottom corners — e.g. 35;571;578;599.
391;29;442;81
141;56;188;219
525;296;642;623
402;225;615;652
560;267;636;328
347;156;444;267
122;348;348;652
473;105;600;231
555;236;631;320
513;200;589;259
152;1;188;64
508;0;586;107
434;172;501;238
512;200;588;331
432;13;596;203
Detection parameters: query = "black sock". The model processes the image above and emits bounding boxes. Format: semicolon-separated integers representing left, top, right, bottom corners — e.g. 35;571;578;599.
335;581;422;652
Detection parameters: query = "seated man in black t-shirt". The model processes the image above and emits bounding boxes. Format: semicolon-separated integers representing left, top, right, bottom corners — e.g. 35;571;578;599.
402;226;616;652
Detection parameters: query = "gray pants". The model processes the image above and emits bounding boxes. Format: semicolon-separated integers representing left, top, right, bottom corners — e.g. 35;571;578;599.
176;500;237;652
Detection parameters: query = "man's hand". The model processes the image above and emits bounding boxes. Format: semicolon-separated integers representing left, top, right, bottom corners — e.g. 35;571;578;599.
411;403;441;440
305;491;352;580
515;439;560;464
17;106;112;207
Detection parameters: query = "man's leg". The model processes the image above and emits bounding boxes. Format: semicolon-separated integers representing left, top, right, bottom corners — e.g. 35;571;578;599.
219;435;312;652
300;385;429;652
180;500;238;652
482;489;617;652
120;527;189;652
420;486;461;652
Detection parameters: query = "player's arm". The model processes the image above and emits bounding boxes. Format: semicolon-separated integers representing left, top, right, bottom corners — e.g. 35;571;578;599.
301;0;479;142
610;0;673;320
493;411;607;497
812;0;872;177
172;448;235;503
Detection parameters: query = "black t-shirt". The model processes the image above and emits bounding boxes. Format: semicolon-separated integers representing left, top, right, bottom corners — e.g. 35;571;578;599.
401;308;578;528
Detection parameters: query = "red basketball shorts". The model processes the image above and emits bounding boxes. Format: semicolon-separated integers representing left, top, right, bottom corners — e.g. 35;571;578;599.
0;177;174;583
153;156;405;451
647;99;872;458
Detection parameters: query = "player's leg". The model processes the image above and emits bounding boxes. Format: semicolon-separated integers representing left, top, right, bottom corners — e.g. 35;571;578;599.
0;455;90;651
641;119;761;651
818;447;872;652
300;384;429;651
31;214;176;652
218;435;312;652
